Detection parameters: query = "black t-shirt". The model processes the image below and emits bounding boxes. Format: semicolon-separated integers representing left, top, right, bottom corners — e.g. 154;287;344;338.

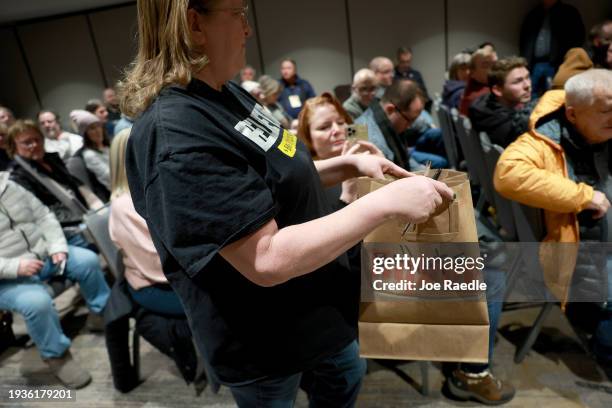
125;79;358;385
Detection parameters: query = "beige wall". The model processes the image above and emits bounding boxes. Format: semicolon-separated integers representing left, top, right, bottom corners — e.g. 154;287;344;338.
1;0;611;123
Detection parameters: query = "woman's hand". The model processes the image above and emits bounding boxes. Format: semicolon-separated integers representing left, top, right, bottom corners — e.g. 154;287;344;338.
17;259;44;277
342;141;385;157
51;252;67;264
374;176;454;224
351;154;412;180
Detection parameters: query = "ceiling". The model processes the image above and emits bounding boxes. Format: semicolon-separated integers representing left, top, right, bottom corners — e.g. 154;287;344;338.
0;0;133;24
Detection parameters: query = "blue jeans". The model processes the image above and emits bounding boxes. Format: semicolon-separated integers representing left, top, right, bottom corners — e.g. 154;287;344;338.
230;340;366;407
127;283;184;317
0;245;110;358
530;62;555;97
411;128;448;168
461;268;506;373
593;256;612;359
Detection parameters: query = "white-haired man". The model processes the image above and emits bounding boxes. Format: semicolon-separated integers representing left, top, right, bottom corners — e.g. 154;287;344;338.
343;68;378;120
494;69;612;370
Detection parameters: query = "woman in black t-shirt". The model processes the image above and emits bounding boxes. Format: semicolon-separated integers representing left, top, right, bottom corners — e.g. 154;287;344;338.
119;1;453;406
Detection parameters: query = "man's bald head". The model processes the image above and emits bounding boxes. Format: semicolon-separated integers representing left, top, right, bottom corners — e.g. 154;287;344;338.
369;56;394;87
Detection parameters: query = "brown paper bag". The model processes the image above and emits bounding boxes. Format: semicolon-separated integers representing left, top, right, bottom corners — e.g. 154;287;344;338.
357;170;490;362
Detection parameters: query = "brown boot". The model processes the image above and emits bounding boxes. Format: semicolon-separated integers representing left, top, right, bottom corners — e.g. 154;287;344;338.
45;350;92;389
447;369;515;405
85;313;105;333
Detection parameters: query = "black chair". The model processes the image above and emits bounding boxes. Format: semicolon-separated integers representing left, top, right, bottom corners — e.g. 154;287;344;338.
65;156;95;192
434;104;460;169
509;202;559;363
333;84;352;104
479;136;518;240
453;115;480;187
84;206;142;376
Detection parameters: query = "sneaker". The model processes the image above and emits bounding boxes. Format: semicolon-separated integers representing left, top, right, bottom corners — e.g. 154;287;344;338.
86;313;105;332
447;369;515;405
45;350;92;389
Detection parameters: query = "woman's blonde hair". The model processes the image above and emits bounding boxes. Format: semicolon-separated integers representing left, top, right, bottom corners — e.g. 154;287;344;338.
109;127;132;200
118;0;215;118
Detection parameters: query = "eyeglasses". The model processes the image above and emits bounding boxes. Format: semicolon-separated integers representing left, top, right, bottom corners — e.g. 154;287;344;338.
16;138;41;149
190;2;249;23
357;86;376;94
392;103;414;124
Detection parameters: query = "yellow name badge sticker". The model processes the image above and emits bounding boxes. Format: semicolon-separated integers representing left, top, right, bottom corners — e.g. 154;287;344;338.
278;129;297;158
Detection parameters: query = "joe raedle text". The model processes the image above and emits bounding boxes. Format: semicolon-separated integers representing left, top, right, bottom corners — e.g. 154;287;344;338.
370;253;488;293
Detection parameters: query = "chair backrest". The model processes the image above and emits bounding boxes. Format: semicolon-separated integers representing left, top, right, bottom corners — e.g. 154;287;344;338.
85;205;124;279
453;115;480;185
435;104;459;169
66;156;94;192
467;130;496;207
512;202;546;242
333;84;352;103
480;137;518;240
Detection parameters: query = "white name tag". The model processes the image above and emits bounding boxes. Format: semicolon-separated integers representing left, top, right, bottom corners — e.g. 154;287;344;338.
288;94;302;109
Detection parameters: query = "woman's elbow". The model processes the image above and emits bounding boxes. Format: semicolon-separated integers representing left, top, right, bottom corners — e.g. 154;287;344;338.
247;259;291;287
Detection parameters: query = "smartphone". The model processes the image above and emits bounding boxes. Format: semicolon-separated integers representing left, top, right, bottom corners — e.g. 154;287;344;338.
50;259;66;276
346;124;369;145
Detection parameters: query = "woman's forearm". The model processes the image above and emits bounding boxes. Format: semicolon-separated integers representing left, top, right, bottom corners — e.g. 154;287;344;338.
221;191;389;286
313;155;358;187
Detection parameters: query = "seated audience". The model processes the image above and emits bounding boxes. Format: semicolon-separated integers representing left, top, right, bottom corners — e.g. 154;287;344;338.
85;99;113;137
0;106;15;127
113;114;134;137
343;68;378;120
258;75;291;129
0;171;109;388
0;123;10;171
355;80;445;169
38;110;83;161
494;69;612;366
442;52;471;109
278;58;315;119
369;56;395;99
394;46;432;111
6;120;103;247
469;56;536;147
478;42;498;59
551;48;594;89
240;65;256;82
103;87;121;124
589;20;612;69
70;110;111;201
459;47;497;115
240;80;263;101
106;128;203;391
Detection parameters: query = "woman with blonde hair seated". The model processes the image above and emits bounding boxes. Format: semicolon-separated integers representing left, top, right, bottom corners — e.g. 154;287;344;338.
109;128;183;315
107;128;203;390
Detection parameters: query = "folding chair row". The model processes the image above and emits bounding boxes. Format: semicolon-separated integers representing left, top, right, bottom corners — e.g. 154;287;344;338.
434;104;460;170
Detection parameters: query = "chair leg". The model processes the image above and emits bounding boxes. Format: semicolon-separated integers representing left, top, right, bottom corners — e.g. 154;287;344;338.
132;325;140;379
514;303;554;363
419;361;430;396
